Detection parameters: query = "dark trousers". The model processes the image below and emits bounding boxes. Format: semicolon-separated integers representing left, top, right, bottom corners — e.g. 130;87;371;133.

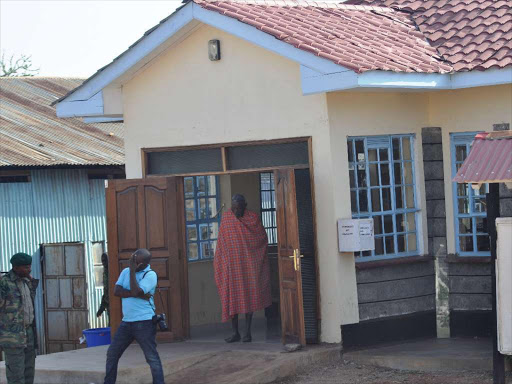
104;320;164;384
4;327;36;384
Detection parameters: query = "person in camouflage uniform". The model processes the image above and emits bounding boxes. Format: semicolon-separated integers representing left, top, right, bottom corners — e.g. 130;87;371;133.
96;253;110;326
0;253;38;384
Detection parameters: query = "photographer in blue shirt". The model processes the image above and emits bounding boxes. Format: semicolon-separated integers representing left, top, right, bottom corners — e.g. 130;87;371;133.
104;248;164;384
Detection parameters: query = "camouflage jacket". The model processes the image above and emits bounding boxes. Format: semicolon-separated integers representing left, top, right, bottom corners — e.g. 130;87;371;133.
0;270;39;349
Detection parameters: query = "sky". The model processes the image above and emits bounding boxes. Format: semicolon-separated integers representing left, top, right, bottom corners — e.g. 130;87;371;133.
0;0;183;77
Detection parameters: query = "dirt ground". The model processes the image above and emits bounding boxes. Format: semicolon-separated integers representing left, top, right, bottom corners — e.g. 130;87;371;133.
274;359;512;384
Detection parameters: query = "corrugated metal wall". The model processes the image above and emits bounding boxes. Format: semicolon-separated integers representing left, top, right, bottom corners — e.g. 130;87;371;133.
0;169;109;353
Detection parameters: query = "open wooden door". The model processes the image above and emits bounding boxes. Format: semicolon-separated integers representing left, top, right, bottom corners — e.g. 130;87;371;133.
106;177;189;342
274;169;306;346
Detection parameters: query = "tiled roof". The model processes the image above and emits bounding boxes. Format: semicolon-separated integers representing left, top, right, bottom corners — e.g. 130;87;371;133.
0;77;124;167
346;0;512;72
453;131;512;184
195;0;453;73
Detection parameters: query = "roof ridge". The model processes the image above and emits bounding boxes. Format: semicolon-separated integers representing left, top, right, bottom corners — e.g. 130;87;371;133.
194;0;397;12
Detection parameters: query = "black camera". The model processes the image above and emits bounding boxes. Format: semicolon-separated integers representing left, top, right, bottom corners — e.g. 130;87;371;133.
152;313;168;332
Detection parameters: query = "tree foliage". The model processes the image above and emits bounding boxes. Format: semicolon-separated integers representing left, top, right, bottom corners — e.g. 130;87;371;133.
0;52;39;77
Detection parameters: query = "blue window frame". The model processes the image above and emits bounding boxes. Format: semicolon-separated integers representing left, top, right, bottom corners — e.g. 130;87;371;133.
450;133;490;256
184;176;220;261
348;135;419;262
259;172;277;244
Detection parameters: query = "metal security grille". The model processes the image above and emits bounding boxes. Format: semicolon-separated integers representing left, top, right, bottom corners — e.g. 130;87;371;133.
259;172;277;244
348;135;419;262
227;142;309;170
147;148;223;175
451;133;490;256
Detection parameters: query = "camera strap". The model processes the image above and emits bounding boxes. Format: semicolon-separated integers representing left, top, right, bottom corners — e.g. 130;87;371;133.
142;269;165;315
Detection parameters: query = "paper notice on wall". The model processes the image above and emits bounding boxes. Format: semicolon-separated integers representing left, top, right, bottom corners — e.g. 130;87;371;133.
338;219;375;252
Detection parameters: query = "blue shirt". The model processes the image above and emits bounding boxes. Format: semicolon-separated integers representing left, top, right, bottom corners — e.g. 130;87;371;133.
115;265;157;322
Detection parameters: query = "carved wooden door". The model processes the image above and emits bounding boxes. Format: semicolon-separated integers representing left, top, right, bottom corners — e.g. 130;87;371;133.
106;177;188;342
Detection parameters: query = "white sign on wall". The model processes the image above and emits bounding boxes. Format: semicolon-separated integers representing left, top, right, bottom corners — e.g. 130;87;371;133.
337;218;375;252
496;217;512;355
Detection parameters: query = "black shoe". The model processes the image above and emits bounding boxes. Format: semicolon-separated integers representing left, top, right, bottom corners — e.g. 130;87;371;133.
225;333;241;343
242;334;252;343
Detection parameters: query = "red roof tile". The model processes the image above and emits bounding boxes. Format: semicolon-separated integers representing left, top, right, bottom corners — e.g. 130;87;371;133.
346;0;512;72
453;131;512;184
194;0;453;73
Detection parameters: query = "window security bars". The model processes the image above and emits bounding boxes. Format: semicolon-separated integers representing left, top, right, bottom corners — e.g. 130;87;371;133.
348;135;419;261
259;172;277;244
450;133;490;256
184;176;221;261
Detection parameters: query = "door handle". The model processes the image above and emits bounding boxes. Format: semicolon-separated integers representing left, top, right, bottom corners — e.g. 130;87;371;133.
288;249;304;271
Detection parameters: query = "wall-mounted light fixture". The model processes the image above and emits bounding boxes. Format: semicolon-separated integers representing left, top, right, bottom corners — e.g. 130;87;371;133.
208;39;221;61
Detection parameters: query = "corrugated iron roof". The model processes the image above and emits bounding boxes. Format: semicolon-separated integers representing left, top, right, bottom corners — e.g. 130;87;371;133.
0;77;124;167
453;131;512;184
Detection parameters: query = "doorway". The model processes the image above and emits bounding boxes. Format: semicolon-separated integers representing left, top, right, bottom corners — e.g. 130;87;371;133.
106;138;319;346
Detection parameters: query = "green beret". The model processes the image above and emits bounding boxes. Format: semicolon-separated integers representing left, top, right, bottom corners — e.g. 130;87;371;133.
11;253;32;266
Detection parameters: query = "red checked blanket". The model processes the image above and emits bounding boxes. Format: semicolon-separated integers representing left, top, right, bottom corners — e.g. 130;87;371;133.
214;209;271;322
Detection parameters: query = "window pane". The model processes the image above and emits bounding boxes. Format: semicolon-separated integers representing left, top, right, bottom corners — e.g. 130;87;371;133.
357;169;367;188
184;178;194;198
375;237;384;255
347;141;354;162
374;216;383;235
201;242;214;258
405;186;415;208
94;266;104;288
456;146;467;162
379;148;388;161
359;190;368;212
207;176;217;196
397;235;406;252
457;183;469;197
406;213;416;232
396;213;405;233
187;225;198;241
402;137;412;160
349;170;356;188
197;177;206;196
198;198;207;219
384;215;393;233
459;236;473;252
385;236;395;254
261;173;271;190
369;164;379;186
458;218;472;234
381;164;390;185
473;197;486;213
382;188;392;211
188;243;199;260
186;200;196;221
368;148;378;162
209;222;219;240
477;184;487;196
355;140;365;162
394;163;402;185
351;191;357;213
407;233;417;252
261;191;271;209
477;235;490;252
208;198;218;218
371;189;381;212
475;217;488;234
395;187;403;209
392;138;401;160
403;162;413;184
200;224;209;240
458;198;469;214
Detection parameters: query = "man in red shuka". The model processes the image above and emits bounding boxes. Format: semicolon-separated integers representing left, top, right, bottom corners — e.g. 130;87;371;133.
214;194;271;343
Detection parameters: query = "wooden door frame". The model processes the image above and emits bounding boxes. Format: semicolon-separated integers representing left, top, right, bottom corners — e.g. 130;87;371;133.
162;137;321;343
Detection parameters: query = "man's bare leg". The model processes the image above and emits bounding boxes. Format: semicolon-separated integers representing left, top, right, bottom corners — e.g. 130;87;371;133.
243;312;253;342
225;314;241;343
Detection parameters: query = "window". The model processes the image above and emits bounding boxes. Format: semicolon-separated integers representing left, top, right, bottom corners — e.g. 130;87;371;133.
92;241;105;288
260;172;277;244
451;133;490;256
348;135;419;261
0;170;31;183
184;176;220;261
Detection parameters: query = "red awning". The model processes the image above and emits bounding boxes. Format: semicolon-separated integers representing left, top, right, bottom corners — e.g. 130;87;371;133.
453;131;512;184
